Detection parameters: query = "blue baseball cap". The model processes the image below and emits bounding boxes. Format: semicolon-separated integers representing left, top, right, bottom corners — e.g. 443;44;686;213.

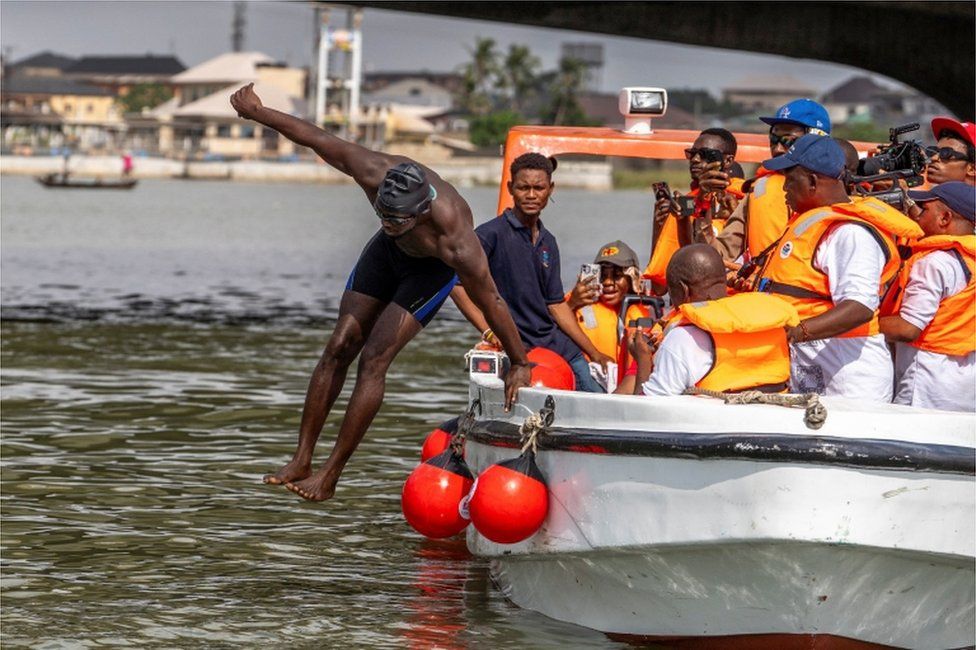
908;182;976;223
762;134;846;178
760;99;831;135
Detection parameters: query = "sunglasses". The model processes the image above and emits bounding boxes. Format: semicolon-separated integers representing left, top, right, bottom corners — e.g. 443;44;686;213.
769;133;799;149
925;146;971;163
683;147;724;161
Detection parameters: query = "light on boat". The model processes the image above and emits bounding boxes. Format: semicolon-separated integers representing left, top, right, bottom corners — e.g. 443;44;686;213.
619;86;668;134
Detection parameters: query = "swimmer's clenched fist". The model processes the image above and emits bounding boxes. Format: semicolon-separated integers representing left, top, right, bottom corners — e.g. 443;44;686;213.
231;83;262;121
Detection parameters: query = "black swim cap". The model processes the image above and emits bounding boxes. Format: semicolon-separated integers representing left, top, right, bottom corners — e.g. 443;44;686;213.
374;162;434;216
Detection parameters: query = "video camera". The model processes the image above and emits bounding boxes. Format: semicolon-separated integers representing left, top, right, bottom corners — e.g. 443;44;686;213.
854;122;928;186
850;123;929;212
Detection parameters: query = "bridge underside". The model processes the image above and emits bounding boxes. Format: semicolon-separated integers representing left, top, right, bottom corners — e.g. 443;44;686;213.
334;1;974;119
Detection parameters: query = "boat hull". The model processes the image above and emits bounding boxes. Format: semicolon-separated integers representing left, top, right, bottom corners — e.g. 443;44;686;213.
463;385;976;647
35;174;137;189
490;542;972;647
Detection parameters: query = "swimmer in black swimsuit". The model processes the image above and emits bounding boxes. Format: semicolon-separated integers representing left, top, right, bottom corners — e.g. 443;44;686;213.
231;84;531;502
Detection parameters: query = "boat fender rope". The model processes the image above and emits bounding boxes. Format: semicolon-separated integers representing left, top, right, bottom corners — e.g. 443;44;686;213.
519;395;556;454
683;387;827;430
453;398;480;455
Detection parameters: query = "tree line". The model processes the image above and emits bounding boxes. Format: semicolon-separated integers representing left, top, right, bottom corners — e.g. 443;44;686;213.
457;38;599;147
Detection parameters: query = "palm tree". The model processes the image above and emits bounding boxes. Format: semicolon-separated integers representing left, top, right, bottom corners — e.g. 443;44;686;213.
497;44;540;114
546;56;590;126
458;37;499;116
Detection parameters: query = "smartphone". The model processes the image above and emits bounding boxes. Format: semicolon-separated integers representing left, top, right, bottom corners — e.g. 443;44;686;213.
676;195;697;218
580;263;601;286
628;317;656;329
652;181;671;202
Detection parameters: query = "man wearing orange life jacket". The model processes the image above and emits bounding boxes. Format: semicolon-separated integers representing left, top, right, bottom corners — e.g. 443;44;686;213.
645;128;743;293
754;134;924;402
626;244;798;396
879;182;976;412
700;99;832;273
567;241;647;367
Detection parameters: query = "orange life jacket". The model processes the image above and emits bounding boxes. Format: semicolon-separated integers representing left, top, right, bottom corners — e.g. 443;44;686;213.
644;181;743;287
575;298;650;367
757;196;925;338
881;234;976;356
665;292;799;393
745;168;790;262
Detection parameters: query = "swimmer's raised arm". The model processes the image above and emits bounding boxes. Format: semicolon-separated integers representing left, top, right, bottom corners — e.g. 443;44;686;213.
231;83;395;192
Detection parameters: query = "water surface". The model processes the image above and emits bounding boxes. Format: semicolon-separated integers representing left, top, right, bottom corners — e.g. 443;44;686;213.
2;175;655;647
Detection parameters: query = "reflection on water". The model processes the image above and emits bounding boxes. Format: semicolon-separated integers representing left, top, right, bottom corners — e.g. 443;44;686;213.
1;176;641;646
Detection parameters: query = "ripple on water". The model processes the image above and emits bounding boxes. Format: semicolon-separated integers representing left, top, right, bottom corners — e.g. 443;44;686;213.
1;175;637;646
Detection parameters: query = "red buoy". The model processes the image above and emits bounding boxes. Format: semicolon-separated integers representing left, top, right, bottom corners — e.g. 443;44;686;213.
468;452;548;544
401;450;474;539
527;347;575;390
421;416;460;462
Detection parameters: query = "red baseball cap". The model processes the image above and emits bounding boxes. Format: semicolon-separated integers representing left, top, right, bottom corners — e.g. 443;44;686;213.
931;117;975;148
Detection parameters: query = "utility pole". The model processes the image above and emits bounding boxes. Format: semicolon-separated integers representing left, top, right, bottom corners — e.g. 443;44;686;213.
232;1;246;53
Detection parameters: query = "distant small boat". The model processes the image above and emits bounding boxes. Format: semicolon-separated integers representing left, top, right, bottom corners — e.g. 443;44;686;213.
36;173;137;189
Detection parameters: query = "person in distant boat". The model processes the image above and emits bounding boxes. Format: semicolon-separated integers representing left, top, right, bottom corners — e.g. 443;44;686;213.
449;153;613;392
880;182;976;412
624;244;797;396
122;152;134;177
230;83;530;502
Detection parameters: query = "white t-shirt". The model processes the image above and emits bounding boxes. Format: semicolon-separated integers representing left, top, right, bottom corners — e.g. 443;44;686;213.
893;250;976;412
789;223;893;402
641;325;714;396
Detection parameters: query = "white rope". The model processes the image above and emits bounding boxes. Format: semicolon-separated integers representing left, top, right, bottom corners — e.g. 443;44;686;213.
519;413;547;454
684;387;828;430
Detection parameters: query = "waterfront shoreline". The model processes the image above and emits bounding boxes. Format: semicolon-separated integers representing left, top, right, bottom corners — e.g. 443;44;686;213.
0;154;614;189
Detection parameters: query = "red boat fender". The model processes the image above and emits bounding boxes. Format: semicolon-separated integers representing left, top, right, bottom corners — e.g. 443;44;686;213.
527;347;575;390
421;416;461;462
401;450;474;539
468;452;548;544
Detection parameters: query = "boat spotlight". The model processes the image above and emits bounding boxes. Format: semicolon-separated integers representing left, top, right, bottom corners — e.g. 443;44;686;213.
619;87;668;134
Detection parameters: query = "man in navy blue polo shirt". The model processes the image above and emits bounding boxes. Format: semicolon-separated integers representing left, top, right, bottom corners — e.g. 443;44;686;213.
452;153;612;391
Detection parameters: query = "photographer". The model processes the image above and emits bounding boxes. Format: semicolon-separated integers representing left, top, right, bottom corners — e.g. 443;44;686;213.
926;118;975;186
644;128;742;294
566;241;648;390
705;99;831;272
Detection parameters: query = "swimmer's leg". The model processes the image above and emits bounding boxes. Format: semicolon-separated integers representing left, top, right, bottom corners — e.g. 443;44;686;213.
286;302;422;501
264;290;385;486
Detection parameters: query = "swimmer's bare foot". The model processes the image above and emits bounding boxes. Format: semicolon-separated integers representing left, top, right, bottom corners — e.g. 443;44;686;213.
285;470;338;502
263;459;311;486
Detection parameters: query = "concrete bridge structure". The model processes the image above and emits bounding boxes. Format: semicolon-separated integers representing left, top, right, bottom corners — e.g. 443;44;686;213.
334;1;974;119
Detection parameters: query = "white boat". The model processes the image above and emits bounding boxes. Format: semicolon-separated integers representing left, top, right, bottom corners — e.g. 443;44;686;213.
454;91;976;647
461;375;975;648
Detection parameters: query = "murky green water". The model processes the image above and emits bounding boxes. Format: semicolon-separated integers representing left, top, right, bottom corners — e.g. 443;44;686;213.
1;174;654;647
